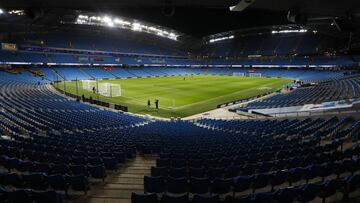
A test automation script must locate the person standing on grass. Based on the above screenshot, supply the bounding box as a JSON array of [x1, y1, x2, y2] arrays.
[[155, 99, 159, 111], [147, 99, 151, 111]]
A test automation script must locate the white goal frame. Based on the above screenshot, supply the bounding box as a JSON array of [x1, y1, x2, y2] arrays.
[[82, 80, 121, 97], [99, 83, 122, 97], [232, 72, 245, 77], [249, 73, 262, 77], [82, 80, 96, 91]]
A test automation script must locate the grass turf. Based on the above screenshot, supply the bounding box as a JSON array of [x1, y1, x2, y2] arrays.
[[55, 75, 292, 118]]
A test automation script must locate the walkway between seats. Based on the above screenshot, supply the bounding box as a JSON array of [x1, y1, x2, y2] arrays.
[[71, 154, 157, 203]]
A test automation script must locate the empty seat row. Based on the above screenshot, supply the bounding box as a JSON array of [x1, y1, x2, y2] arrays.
[[134, 174, 360, 203], [0, 172, 89, 195], [145, 159, 360, 195]]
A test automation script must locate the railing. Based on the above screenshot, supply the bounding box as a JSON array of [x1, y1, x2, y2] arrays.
[[270, 108, 360, 118]]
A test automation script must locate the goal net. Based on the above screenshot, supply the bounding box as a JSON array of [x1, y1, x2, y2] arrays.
[[249, 73, 262, 77], [82, 80, 96, 91], [82, 80, 121, 97], [232, 72, 245, 77], [98, 83, 121, 97]]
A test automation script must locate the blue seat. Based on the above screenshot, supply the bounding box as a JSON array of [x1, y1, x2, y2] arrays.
[[287, 167, 307, 186], [66, 175, 90, 195], [114, 152, 126, 163], [317, 179, 345, 203], [189, 159, 203, 168], [2, 172, 22, 187], [131, 192, 158, 203], [72, 156, 87, 165], [87, 152, 100, 157], [52, 163, 70, 175], [169, 167, 187, 178], [225, 165, 242, 178], [151, 167, 168, 177], [189, 167, 205, 178], [3, 157, 18, 172], [144, 176, 165, 193], [0, 186, 6, 202], [6, 189, 33, 203], [253, 191, 276, 203], [211, 178, 232, 195], [223, 194, 253, 203], [297, 183, 321, 203], [103, 157, 119, 171], [334, 160, 356, 177], [233, 176, 252, 195], [189, 177, 209, 194], [219, 158, 233, 168], [17, 160, 33, 172], [167, 176, 187, 194], [304, 164, 322, 182], [208, 167, 224, 180], [241, 164, 256, 175], [47, 174, 69, 194], [318, 163, 334, 181], [70, 164, 88, 176], [252, 173, 272, 193], [161, 193, 188, 203], [88, 164, 107, 181], [157, 159, 170, 168], [204, 159, 219, 168], [343, 174, 360, 197], [22, 173, 48, 190], [270, 171, 287, 191], [30, 162, 52, 173], [192, 193, 219, 203], [31, 190, 64, 203], [171, 159, 186, 168], [87, 156, 103, 165], [275, 186, 301, 203]]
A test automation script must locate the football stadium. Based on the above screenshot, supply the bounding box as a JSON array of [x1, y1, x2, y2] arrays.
[[0, 1, 360, 203]]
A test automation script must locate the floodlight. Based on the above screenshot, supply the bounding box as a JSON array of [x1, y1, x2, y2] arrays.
[[102, 16, 112, 23], [0, 9, 3, 15], [132, 23, 141, 31], [107, 21, 114, 27]]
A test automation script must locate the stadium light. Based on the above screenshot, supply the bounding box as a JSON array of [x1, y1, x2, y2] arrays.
[[132, 23, 141, 31], [90, 16, 101, 21], [75, 14, 179, 41], [8, 10, 25, 16], [0, 9, 3, 15], [114, 18, 131, 25], [78, 15, 88, 19], [102, 16, 112, 23], [209, 35, 234, 43], [107, 21, 114, 27], [271, 29, 308, 34]]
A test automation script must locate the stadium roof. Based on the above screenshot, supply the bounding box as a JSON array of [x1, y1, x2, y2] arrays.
[[0, 0, 359, 38]]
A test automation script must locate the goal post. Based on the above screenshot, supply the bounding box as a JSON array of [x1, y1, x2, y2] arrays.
[[232, 72, 245, 77], [82, 80, 96, 91], [249, 73, 262, 77], [81, 80, 121, 97], [109, 84, 121, 97], [98, 83, 121, 97]]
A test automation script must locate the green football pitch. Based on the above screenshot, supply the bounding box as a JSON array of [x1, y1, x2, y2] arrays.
[[55, 75, 292, 118]]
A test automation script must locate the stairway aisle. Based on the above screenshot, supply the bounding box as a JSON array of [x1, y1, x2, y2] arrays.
[[71, 155, 157, 203]]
